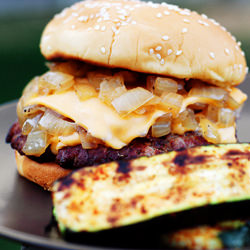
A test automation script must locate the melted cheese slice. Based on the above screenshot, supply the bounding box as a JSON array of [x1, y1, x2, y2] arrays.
[[25, 91, 165, 149]]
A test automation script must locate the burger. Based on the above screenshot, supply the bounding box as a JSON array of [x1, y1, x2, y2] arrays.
[[6, 0, 248, 190]]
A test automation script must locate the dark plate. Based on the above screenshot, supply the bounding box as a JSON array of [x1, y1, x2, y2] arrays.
[[0, 76, 250, 250]]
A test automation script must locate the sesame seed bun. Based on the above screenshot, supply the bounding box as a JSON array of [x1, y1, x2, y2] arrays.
[[40, 0, 247, 88], [15, 151, 71, 191]]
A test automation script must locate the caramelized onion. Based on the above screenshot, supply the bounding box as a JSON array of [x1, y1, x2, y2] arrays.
[[39, 71, 74, 93], [47, 61, 91, 77], [77, 126, 100, 149], [199, 116, 220, 144], [22, 114, 42, 135], [146, 76, 178, 96], [188, 86, 227, 101], [99, 76, 126, 104], [112, 87, 154, 115], [38, 109, 75, 136], [152, 114, 171, 137], [22, 130, 48, 156], [74, 78, 97, 101], [178, 109, 198, 131], [218, 108, 235, 127], [87, 71, 114, 89]]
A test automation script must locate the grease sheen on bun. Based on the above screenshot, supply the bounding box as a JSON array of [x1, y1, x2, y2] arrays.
[[40, 0, 247, 88], [15, 151, 71, 190]]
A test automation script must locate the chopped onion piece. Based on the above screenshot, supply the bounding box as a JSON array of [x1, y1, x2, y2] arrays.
[[146, 76, 178, 96], [74, 78, 97, 101], [218, 108, 235, 127], [39, 109, 75, 136], [226, 95, 241, 110], [22, 130, 48, 156], [188, 86, 227, 101], [99, 76, 126, 104], [112, 87, 154, 115], [160, 93, 183, 117], [152, 114, 172, 137], [218, 127, 236, 143], [154, 77, 178, 96], [178, 109, 198, 131], [206, 105, 219, 122], [87, 71, 114, 90], [199, 116, 220, 144], [22, 114, 42, 135], [229, 88, 247, 105], [39, 71, 74, 93], [77, 126, 100, 149], [47, 61, 91, 77]]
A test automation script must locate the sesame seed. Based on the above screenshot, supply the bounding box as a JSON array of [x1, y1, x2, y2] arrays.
[[72, 12, 79, 17], [156, 53, 161, 60], [101, 47, 106, 54], [179, 10, 191, 16], [156, 13, 162, 18], [201, 14, 208, 19], [167, 49, 173, 55], [209, 52, 215, 59], [198, 20, 209, 26], [183, 19, 190, 23], [182, 27, 188, 33], [131, 20, 137, 24], [155, 46, 162, 51], [97, 18, 102, 22], [160, 59, 165, 65], [71, 25, 76, 29], [78, 16, 88, 22], [221, 26, 226, 31], [162, 35, 169, 41], [235, 45, 239, 50], [94, 25, 100, 30], [224, 48, 230, 55], [149, 48, 154, 55], [90, 14, 94, 19], [237, 41, 242, 46], [176, 50, 182, 56], [101, 26, 106, 31], [163, 10, 170, 15], [242, 51, 245, 56]]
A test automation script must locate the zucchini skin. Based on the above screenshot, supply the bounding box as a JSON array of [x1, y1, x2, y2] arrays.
[[52, 143, 250, 234]]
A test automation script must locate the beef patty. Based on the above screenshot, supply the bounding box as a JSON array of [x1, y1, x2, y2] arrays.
[[6, 122, 209, 169]]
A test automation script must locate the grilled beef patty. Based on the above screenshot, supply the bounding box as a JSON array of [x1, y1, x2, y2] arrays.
[[6, 122, 209, 169]]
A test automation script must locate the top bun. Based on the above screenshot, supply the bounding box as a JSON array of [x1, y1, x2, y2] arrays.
[[40, 0, 247, 87]]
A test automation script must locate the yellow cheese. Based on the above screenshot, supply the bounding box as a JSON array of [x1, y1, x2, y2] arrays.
[[25, 91, 165, 149]]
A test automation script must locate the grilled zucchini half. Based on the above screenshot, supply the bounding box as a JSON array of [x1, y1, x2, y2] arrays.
[[163, 220, 250, 250], [52, 143, 250, 234]]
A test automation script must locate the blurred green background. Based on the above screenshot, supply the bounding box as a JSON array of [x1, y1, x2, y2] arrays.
[[0, 0, 249, 249]]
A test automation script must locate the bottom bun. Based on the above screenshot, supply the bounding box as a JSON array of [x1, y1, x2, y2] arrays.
[[15, 151, 72, 191]]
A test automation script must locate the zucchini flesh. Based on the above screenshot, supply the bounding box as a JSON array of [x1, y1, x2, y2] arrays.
[[52, 143, 250, 233]]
